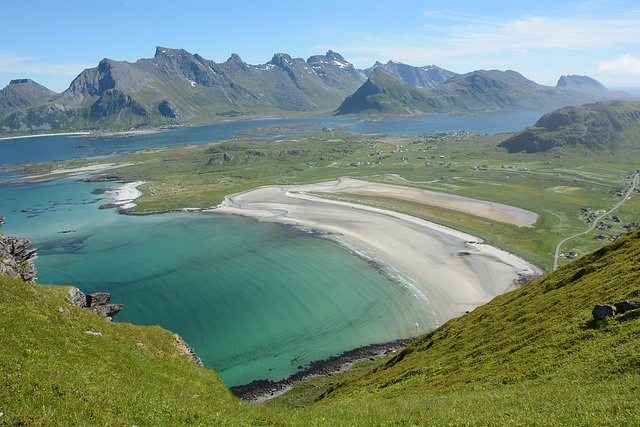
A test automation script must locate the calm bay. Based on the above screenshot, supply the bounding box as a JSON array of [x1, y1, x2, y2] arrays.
[[0, 112, 544, 386]]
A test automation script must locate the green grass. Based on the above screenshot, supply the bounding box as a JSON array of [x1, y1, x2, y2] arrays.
[[309, 227, 640, 424]]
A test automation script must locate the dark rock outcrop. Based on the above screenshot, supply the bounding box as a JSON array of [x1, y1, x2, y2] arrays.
[[592, 300, 640, 319], [86, 292, 111, 306], [0, 217, 38, 282], [68, 287, 123, 321], [592, 304, 616, 319]]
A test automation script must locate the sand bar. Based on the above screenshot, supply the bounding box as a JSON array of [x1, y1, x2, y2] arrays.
[[0, 132, 91, 141], [8, 163, 133, 183], [214, 178, 542, 325], [320, 177, 538, 227]]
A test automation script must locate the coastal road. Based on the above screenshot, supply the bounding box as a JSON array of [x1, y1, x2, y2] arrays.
[[553, 172, 639, 271]]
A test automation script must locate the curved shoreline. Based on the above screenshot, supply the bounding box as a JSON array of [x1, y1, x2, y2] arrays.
[[213, 178, 542, 321], [229, 338, 413, 403]]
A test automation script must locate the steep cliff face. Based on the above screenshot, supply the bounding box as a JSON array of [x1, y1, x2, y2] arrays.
[[0, 217, 38, 283]]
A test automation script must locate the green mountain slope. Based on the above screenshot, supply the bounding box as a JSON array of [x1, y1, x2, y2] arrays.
[[0, 79, 58, 112], [499, 100, 640, 153], [337, 69, 633, 116], [337, 68, 449, 114], [2, 222, 640, 424], [312, 227, 640, 424]]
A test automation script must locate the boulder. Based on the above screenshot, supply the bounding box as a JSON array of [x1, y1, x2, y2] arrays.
[[68, 287, 86, 307], [0, 221, 38, 283], [86, 292, 111, 307], [613, 300, 640, 314], [592, 304, 616, 319], [89, 303, 124, 320]]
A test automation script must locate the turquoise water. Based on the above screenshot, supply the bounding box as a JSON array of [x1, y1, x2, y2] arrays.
[[0, 178, 432, 386]]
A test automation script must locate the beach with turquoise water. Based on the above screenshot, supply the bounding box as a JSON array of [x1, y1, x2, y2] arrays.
[[0, 112, 545, 387]]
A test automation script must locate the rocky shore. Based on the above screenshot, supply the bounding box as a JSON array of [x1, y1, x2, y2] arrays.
[[229, 338, 413, 403]]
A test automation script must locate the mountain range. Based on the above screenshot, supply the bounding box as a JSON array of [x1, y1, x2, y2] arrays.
[[337, 69, 632, 115], [0, 47, 633, 133]]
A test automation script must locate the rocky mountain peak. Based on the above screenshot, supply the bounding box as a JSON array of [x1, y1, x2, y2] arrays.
[[154, 46, 192, 58], [9, 79, 36, 85], [325, 50, 347, 64]]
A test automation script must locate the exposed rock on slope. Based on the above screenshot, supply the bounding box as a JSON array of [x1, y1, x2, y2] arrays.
[[365, 61, 456, 89], [0, 79, 58, 112], [556, 75, 608, 92], [0, 217, 38, 282]]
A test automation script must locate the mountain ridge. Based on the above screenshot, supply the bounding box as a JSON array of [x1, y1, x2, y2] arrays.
[[0, 47, 632, 134], [336, 68, 633, 115]]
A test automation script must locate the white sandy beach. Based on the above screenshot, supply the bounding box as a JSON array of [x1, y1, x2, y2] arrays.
[[214, 178, 542, 325], [105, 181, 147, 209], [0, 132, 91, 141]]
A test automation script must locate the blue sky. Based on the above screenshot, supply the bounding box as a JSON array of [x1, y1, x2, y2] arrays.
[[2, 0, 640, 92]]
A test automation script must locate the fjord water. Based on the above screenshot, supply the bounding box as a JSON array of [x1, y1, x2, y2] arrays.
[[0, 118, 355, 166], [0, 112, 543, 386]]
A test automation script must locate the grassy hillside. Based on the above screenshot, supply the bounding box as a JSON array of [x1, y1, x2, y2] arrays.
[[2, 227, 640, 425], [500, 100, 640, 153], [310, 227, 640, 424]]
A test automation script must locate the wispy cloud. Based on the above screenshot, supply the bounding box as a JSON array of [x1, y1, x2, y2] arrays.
[[329, 13, 640, 68], [432, 15, 640, 53], [0, 51, 94, 76], [597, 54, 640, 75]]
